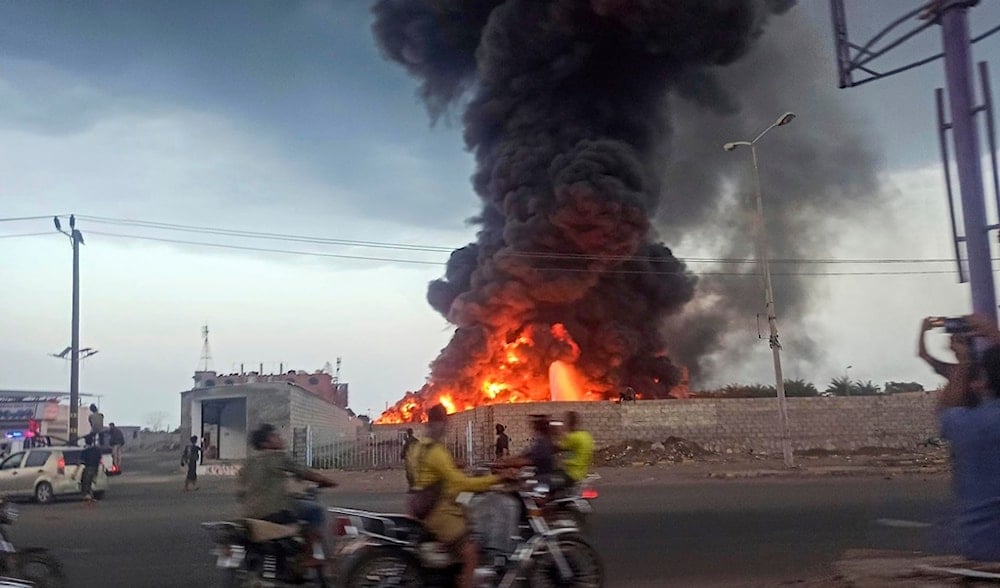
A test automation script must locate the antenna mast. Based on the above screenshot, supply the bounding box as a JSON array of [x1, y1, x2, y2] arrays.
[[333, 356, 342, 384], [199, 325, 213, 371]]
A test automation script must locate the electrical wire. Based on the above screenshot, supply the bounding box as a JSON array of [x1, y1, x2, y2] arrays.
[[0, 215, 61, 223], [76, 214, 968, 267], [0, 232, 52, 239], [86, 230, 966, 277], [4, 212, 974, 275]]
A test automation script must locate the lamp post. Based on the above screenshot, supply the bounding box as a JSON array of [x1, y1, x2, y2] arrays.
[[724, 112, 796, 468], [54, 214, 84, 445]]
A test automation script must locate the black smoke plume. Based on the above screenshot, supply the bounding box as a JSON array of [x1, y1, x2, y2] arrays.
[[372, 0, 868, 416]]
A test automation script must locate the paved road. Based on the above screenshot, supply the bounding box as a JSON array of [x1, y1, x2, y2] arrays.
[[3, 455, 956, 587]]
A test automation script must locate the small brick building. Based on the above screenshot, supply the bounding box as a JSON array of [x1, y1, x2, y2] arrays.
[[179, 371, 360, 461]]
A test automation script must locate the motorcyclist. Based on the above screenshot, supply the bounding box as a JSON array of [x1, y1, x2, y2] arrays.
[[557, 411, 594, 488], [497, 414, 560, 483], [238, 423, 337, 563], [407, 404, 514, 588]]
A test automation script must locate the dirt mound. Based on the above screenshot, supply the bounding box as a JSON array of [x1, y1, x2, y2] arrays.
[[596, 436, 716, 467]]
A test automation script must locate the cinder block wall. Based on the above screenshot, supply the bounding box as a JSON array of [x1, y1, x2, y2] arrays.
[[376, 392, 939, 460]]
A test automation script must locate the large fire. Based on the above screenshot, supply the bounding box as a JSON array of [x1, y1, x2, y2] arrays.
[[377, 323, 687, 424], [378, 323, 600, 423]]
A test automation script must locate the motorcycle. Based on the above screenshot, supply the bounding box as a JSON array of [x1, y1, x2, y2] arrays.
[[546, 474, 600, 532], [0, 502, 65, 588], [201, 486, 330, 587], [332, 470, 603, 587]]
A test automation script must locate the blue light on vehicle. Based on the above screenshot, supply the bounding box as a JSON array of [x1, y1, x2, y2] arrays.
[[4, 432, 23, 439]]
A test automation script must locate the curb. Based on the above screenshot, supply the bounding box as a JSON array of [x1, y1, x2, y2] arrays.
[[705, 466, 948, 479]]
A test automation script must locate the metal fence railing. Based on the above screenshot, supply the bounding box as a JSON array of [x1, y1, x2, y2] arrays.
[[304, 423, 475, 471]]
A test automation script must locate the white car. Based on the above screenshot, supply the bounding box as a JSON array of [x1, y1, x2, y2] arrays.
[[0, 446, 109, 504]]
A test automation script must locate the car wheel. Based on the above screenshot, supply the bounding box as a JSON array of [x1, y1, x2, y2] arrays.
[[92, 491, 105, 500], [34, 482, 54, 505]]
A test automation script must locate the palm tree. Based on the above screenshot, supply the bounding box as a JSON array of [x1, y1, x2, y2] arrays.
[[784, 379, 819, 397], [853, 380, 882, 396], [825, 376, 855, 396]]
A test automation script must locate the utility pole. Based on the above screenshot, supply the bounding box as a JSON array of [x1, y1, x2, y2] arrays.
[[724, 112, 797, 468], [54, 215, 84, 445], [940, 1, 997, 319]]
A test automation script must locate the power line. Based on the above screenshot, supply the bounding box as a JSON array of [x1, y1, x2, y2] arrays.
[[76, 213, 970, 267], [0, 215, 62, 223], [0, 232, 52, 239], [5, 212, 976, 273], [86, 229, 965, 277]]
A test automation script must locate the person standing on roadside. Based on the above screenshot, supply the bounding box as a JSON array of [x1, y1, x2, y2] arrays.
[[71, 434, 102, 503], [88, 404, 105, 446], [401, 428, 418, 489], [932, 314, 1000, 561], [182, 435, 202, 491], [108, 423, 125, 470], [494, 424, 509, 460]]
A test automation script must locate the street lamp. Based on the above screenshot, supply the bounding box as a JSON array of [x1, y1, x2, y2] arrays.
[[54, 214, 85, 445], [723, 112, 796, 468]]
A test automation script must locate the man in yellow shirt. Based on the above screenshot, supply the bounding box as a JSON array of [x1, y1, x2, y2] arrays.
[[558, 411, 594, 485], [408, 404, 512, 588]]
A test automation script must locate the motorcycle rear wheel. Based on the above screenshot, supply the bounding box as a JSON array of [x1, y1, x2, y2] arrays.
[[13, 550, 66, 588], [529, 536, 603, 588], [343, 550, 422, 588]]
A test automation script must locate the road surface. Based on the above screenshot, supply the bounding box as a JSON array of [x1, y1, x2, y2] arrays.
[[5, 454, 956, 587]]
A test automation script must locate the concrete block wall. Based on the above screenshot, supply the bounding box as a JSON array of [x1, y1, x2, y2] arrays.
[[418, 392, 940, 461], [288, 387, 360, 440]]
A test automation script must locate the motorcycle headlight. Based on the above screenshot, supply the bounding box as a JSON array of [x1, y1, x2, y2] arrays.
[[0, 503, 19, 524]]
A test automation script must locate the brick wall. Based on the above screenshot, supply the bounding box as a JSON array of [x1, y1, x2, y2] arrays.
[[382, 392, 939, 461], [288, 387, 360, 440]]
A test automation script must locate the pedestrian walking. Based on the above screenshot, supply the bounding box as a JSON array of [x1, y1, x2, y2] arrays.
[[88, 404, 105, 446], [181, 435, 202, 491], [401, 428, 418, 489], [108, 422, 125, 471], [71, 434, 102, 503]]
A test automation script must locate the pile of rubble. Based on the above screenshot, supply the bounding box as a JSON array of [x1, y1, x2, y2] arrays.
[[595, 436, 717, 467]]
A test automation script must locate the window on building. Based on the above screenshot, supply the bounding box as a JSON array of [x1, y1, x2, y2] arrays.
[[205, 380, 216, 387], [24, 451, 50, 468]]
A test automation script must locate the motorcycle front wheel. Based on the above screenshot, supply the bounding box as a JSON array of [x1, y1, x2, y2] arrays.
[[13, 550, 66, 588], [529, 536, 603, 588], [343, 549, 422, 588]]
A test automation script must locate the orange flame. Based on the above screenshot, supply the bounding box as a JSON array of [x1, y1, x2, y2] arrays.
[[376, 322, 687, 423], [438, 394, 457, 414]]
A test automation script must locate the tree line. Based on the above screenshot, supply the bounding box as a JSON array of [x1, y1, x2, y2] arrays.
[[695, 379, 926, 399]]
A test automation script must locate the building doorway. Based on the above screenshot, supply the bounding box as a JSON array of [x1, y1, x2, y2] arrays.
[[200, 397, 247, 460]]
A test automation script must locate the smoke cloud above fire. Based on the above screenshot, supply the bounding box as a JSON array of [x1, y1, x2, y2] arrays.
[[372, 0, 878, 422]]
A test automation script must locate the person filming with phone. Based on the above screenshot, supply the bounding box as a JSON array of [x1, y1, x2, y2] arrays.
[[921, 314, 1000, 561]]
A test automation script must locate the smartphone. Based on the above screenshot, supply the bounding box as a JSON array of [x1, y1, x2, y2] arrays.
[[944, 317, 971, 334]]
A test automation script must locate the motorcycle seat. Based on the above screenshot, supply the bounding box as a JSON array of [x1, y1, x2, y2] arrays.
[[243, 518, 300, 542], [372, 515, 434, 542]]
